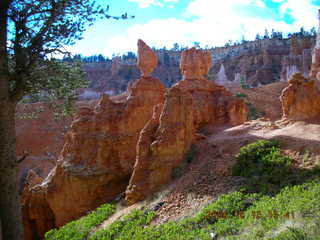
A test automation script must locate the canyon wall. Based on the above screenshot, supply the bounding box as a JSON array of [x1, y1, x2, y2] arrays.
[[80, 36, 315, 97]]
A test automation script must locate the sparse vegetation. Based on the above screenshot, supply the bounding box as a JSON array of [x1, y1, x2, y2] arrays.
[[233, 140, 320, 195]]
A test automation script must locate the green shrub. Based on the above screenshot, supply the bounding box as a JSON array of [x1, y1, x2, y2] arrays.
[[45, 203, 115, 240], [232, 140, 294, 194]]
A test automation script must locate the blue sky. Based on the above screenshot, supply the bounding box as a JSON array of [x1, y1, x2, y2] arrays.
[[67, 0, 320, 57]]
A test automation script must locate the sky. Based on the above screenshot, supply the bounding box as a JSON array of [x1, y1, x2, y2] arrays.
[[67, 0, 320, 57]]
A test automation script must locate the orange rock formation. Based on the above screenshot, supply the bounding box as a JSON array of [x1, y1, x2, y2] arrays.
[[280, 73, 320, 120], [125, 48, 247, 204], [22, 44, 248, 239], [22, 40, 165, 239]]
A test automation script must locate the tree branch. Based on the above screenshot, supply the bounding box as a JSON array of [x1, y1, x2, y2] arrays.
[[16, 151, 29, 164]]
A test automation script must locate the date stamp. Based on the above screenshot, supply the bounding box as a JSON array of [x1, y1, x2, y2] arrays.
[[205, 210, 295, 220]]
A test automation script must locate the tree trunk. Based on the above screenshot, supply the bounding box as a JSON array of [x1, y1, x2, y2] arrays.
[[0, 99, 24, 240]]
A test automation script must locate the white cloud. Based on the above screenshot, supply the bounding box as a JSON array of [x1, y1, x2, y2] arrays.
[[105, 18, 191, 55], [128, 0, 161, 8], [104, 0, 319, 57], [128, 0, 179, 8], [279, 0, 319, 30]]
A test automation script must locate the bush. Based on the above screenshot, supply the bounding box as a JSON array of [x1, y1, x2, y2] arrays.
[[233, 140, 293, 194], [233, 140, 281, 176]]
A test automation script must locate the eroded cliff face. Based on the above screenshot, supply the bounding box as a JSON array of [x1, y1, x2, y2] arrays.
[[125, 48, 247, 204], [281, 36, 314, 82], [22, 40, 166, 238], [82, 36, 315, 97], [280, 11, 320, 121]]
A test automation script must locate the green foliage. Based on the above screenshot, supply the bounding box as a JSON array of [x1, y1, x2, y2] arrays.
[[21, 59, 88, 119], [69, 181, 320, 240], [233, 140, 281, 176], [90, 210, 212, 240], [196, 191, 260, 224], [233, 140, 294, 194], [235, 181, 320, 240], [274, 227, 310, 240], [4, 0, 133, 105], [89, 210, 157, 240], [45, 203, 115, 240]]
